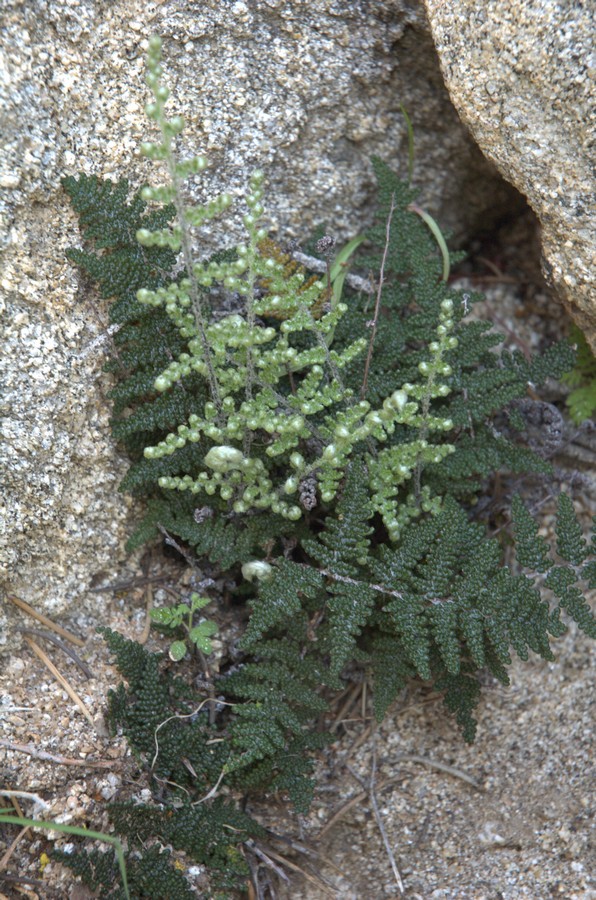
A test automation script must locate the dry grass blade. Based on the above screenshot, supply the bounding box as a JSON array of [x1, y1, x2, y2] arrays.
[[329, 682, 364, 732], [361, 191, 396, 400], [0, 826, 30, 873], [16, 627, 92, 678], [395, 754, 481, 789], [138, 582, 154, 644], [8, 796, 24, 819], [23, 637, 95, 726], [339, 692, 444, 767], [88, 573, 168, 593], [8, 596, 84, 646], [317, 772, 408, 839], [266, 831, 345, 875], [317, 788, 367, 840], [0, 795, 31, 873], [254, 843, 338, 897]]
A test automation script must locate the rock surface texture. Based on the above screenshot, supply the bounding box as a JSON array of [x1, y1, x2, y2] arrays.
[[424, 0, 596, 350], [0, 0, 536, 641]]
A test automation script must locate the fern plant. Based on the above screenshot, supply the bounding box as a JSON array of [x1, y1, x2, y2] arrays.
[[58, 34, 595, 899]]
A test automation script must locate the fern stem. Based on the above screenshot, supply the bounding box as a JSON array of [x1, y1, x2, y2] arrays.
[[414, 398, 432, 504], [361, 192, 396, 400], [316, 565, 405, 602], [219, 350, 326, 447], [242, 228, 260, 457], [299, 300, 347, 397], [167, 157, 224, 420]]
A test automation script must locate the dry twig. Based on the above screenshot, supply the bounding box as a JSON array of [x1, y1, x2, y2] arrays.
[[0, 740, 119, 770], [246, 841, 290, 884], [345, 750, 404, 894], [0, 871, 49, 888], [23, 637, 95, 727], [157, 524, 201, 569], [292, 250, 373, 294], [395, 753, 481, 789], [0, 791, 49, 809], [247, 840, 340, 898], [15, 627, 92, 678], [317, 772, 409, 840], [0, 828, 31, 874], [366, 737, 404, 893]]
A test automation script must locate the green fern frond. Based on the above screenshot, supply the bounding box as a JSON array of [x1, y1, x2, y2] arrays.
[[325, 579, 377, 677], [555, 493, 589, 565], [303, 460, 373, 575], [367, 633, 415, 721], [512, 495, 552, 573], [240, 559, 322, 647], [545, 566, 596, 638], [54, 845, 193, 900], [433, 662, 482, 743]]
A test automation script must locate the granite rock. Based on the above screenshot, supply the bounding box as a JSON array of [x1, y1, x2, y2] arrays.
[[424, 0, 596, 349]]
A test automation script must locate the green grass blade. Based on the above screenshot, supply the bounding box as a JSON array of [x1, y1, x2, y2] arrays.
[[0, 814, 130, 899], [330, 234, 366, 306], [408, 203, 450, 282]]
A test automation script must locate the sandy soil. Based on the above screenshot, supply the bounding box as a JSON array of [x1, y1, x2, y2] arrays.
[[1, 561, 594, 899]]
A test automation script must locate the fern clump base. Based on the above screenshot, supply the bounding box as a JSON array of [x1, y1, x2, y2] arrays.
[[57, 34, 595, 898]]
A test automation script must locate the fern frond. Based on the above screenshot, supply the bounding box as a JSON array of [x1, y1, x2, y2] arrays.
[[512, 495, 552, 573], [54, 844, 194, 900], [240, 559, 322, 647], [433, 662, 481, 743], [546, 566, 596, 638], [555, 493, 589, 565], [109, 799, 263, 891], [325, 579, 377, 677], [367, 633, 415, 721]]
